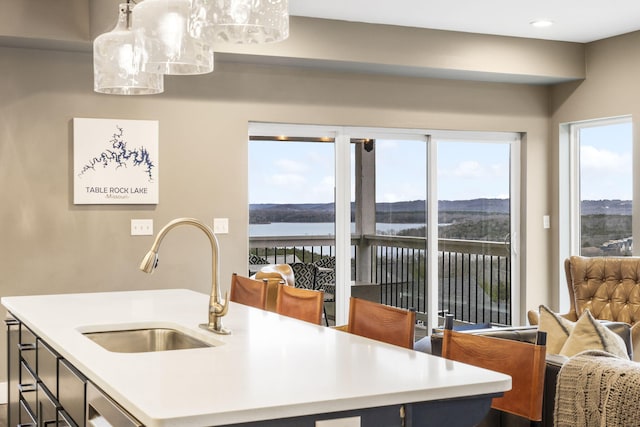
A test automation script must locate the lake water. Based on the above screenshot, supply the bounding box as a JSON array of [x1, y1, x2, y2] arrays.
[[249, 222, 423, 236]]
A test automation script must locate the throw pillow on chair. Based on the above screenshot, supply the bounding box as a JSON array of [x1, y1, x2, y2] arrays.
[[538, 304, 629, 359]]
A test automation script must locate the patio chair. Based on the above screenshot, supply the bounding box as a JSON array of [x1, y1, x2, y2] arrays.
[[248, 253, 269, 275], [289, 262, 318, 289], [313, 257, 336, 326]]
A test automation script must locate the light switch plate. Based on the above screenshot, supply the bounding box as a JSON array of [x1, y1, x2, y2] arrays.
[[131, 219, 153, 236], [213, 218, 229, 234], [543, 215, 550, 229], [315, 417, 361, 427]]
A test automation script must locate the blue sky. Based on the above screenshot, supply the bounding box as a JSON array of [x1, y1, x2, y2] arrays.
[[249, 141, 336, 204], [249, 139, 511, 204], [249, 125, 631, 204], [579, 121, 632, 200]]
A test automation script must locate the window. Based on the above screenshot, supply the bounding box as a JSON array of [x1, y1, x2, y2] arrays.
[[248, 138, 336, 240], [569, 117, 632, 256]]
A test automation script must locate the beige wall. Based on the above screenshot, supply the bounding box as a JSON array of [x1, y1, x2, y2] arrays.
[[0, 44, 552, 381], [549, 31, 640, 309], [0, 0, 584, 85]]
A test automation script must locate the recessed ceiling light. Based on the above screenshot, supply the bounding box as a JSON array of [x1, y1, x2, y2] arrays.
[[530, 19, 554, 28]]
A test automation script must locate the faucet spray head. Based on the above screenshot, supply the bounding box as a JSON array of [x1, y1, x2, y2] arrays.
[[140, 250, 159, 273]]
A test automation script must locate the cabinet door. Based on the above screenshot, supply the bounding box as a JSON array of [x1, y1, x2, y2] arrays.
[[37, 339, 59, 398], [58, 359, 86, 427]]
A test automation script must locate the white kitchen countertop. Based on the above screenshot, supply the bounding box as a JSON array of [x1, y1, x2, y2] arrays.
[[2, 289, 511, 427]]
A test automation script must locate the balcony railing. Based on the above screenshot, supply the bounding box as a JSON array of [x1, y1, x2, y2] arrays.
[[249, 234, 511, 326]]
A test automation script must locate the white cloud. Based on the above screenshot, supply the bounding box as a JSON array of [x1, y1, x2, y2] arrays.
[[378, 188, 426, 203], [321, 175, 335, 187], [452, 160, 484, 178], [308, 176, 335, 201], [269, 173, 306, 188], [581, 145, 631, 173], [438, 160, 486, 179], [580, 146, 632, 199], [275, 158, 309, 174], [380, 192, 401, 203], [489, 163, 507, 177]]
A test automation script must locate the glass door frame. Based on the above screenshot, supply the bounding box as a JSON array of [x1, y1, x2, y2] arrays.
[[249, 123, 521, 328], [430, 130, 521, 329]]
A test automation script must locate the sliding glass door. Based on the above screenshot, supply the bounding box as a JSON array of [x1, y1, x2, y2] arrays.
[[248, 124, 521, 328], [437, 138, 515, 325]]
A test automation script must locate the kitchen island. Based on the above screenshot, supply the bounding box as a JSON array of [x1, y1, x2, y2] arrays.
[[3, 289, 510, 427]]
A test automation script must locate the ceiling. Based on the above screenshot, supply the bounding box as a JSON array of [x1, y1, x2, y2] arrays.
[[288, 0, 640, 43]]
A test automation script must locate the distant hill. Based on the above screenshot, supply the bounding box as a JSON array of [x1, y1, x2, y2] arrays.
[[250, 203, 335, 223], [580, 199, 631, 215], [249, 199, 631, 224], [250, 198, 508, 224]]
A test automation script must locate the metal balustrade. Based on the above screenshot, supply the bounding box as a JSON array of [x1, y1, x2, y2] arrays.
[[249, 234, 511, 326]]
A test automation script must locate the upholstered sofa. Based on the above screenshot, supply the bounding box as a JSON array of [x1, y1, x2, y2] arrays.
[[528, 256, 640, 361], [429, 322, 632, 427]]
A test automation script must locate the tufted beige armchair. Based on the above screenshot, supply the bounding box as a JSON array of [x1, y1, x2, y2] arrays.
[[528, 256, 640, 360]]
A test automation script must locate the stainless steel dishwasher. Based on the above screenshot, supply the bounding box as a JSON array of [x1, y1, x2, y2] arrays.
[[86, 382, 143, 427]]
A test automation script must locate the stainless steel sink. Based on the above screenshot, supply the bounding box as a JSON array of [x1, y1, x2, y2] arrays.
[[83, 328, 213, 353]]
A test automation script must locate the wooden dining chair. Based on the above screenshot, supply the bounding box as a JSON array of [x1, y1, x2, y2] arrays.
[[441, 314, 547, 424], [346, 297, 416, 349], [229, 273, 268, 310], [275, 283, 324, 325]]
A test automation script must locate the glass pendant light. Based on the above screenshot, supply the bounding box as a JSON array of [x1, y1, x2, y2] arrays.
[[132, 0, 214, 75], [203, 0, 289, 44], [93, 2, 164, 95]]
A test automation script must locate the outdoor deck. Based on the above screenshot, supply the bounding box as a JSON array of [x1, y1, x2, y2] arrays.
[[250, 233, 512, 327]]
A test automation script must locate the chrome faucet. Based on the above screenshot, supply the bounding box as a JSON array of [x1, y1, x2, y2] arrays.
[[139, 218, 230, 335]]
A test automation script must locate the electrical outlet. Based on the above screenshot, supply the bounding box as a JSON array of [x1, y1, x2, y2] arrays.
[[316, 417, 361, 427], [213, 218, 229, 234], [131, 219, 153, 236], [543, 215, 550, 229]]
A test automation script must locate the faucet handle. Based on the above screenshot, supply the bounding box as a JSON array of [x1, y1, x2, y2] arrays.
[[217, 291, 230, 316], [201, 292, 231, 335]]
